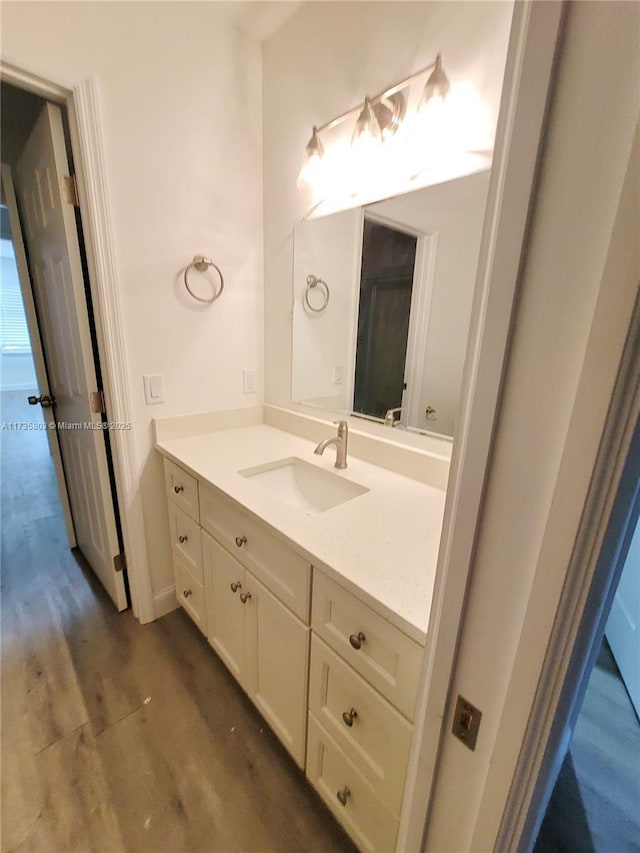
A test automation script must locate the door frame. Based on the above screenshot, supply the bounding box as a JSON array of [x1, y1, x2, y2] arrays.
[[416, 0, 639, 847], [1, 61, 155, 623], [397, 1, 566, 848], [495, 200, 640, 849], [1, 162, 76, 546], [361, 208, 437, 431]]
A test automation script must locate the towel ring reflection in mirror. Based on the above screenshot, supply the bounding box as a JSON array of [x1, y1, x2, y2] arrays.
[[183, 255, 224, 304], [304, 274, 330, 313]]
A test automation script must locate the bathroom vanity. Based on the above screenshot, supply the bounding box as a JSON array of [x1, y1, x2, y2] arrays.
[[156, 415, 446, 851]]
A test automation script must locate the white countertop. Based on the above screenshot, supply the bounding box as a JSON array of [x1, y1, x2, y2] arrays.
[[156, 424, 445, 645]]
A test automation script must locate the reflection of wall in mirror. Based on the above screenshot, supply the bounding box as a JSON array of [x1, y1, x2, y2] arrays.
[[370, 170, 490, 435], [292, 208, 361, 409]]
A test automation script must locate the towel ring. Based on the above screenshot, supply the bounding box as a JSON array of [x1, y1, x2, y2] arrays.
[[304, 274, 330, 313], [184, 255, 224, 304]]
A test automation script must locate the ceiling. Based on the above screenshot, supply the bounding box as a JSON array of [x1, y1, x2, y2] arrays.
[[202, 1, 304, 41]]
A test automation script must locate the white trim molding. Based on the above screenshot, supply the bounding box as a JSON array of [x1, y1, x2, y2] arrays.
[[68, 76, 155, 623], [153, 585, 179, 620], [398, 2, 566, 849], [1, 61, 156, 624]]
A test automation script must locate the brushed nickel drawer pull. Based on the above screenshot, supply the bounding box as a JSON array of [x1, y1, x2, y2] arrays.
[[230, 581, 242, 593], [240, 591, 252, 604], [235, 536, 247, 548], [173, 485, 184, 494], [342, 708, 358, 727], [183, 589, 192, 598], [336, 786, 350, 806], [178, 535, 188, 544], [349, 632, 366, 650]]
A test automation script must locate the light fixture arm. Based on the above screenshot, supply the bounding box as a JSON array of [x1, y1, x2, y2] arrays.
[[314, 57, 440, 135]]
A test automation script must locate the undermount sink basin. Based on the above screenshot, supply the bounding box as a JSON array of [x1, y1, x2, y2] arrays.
[[238, 457, 369, 515]]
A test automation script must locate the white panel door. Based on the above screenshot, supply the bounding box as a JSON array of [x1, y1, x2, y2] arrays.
[[606, 516, 640, 717], [1, 164, 76, 548], [14, 103, 126, 611]]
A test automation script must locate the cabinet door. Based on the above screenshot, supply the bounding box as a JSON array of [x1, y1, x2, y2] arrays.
[[244, 574, 310, 768], [203, 532, 247, 690], [174, 556, 207, 636], [168, 502, 203, 583]]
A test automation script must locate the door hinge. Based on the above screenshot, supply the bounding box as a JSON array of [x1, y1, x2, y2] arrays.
[[62, 174, 79, 207], [90, 390, 106, 414], [113, 553, 127, 573]]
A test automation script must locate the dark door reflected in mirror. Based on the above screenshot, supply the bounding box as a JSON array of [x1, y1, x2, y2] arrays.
[[354, 219, 417, 420]]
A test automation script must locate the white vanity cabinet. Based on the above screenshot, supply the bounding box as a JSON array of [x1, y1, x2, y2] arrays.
[[161, 446, 428, 851], [165, 461, 207, 635], [203, 531, 310, 767], [163, 458, 311, 769], [306, 573, 423, 852]]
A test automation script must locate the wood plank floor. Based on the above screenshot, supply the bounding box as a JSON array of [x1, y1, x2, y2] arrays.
[[0, 390, 357, 853], [535, 640, 640, 852]]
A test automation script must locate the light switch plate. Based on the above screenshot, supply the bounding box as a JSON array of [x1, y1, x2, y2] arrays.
[[143, 374, 164, 405]]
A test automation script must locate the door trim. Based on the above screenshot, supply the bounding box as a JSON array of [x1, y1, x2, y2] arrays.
[[397, 1, 566, 848], [1, 61, 155, 623], [496, 248, 640, 850]]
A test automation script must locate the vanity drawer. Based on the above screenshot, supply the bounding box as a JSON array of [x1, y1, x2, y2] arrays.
[[306, 714, 399, 853], [175, 556, 207, 636], [309, 635, 412, 816], [168, 503, 203, 583], [200, 482, 311, 622], [312, 572, 422, 720], [164, 459, 199, 522]]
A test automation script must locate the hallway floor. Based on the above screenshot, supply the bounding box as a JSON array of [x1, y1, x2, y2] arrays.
[[0, 390, 355, 852], [535, 639, 640, 852]]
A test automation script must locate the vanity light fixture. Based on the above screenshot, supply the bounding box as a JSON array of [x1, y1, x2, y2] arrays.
[[296, 126, 324, 190], [296, 54, 451, 190], [351, 96, 382, 147], [418, 53, 451, 109]]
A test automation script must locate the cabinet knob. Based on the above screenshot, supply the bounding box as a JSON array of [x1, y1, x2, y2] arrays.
[[230, 581, 242, 593], [235, 535, 247, 548], [183, 589, 192, 598], [342, 708, 358, 727], [239, 591, 252, 604], [336, 786, 350, 807], [173, 485, 184, 494], [178, 534, 188, 544], [349, 631, 366, 650]]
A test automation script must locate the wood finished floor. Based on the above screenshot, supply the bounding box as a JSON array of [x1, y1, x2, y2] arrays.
[[535, 639, 640, 852], [0, 390, 357, 853]]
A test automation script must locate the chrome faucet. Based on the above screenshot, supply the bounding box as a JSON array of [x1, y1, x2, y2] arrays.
[[384, 407, 403, 427], [314, 421, 348, 469]]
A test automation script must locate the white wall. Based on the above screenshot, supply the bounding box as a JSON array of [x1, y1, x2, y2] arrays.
[[0, 247, 37, 391], [1, 2, 264, 603], [263, 1, 513, 417], [292, 207, 361, 408], [372, 170, 490, 435], [0, 351, 36, 391], [424, 1, 640, 848]]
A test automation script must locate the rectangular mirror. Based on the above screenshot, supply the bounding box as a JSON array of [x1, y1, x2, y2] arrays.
[[292, 169, 490, 438]]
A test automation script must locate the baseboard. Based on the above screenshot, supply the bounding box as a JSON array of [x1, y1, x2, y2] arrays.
[[153, 584, 179, 619]]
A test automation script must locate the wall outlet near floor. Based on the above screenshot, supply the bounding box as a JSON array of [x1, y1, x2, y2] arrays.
[[243, 369, 257, 394], [334, 365, 344, 385], [143, 374, 164, 405]]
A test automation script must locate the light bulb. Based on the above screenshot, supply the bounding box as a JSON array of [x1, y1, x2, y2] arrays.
[[297, 127, 324, 190]]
